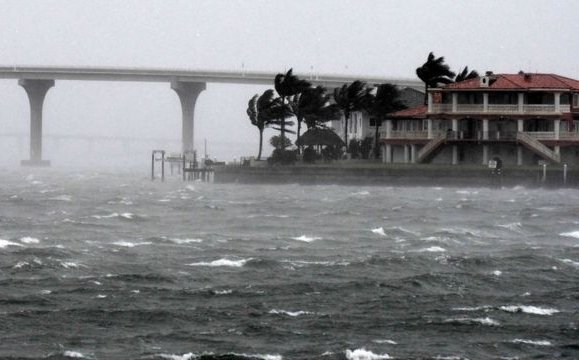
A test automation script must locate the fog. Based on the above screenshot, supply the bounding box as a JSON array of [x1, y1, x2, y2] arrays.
[[1, 0, 578, 168]]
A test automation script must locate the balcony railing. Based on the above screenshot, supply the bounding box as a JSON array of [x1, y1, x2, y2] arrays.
[[430, 103, 570, 114], [382, 130, 579, 141]]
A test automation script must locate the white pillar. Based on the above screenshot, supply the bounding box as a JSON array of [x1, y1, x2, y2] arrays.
[[483, 145, 489, 165], [518, 92, 525, 113], [554, 119, 560, 140], [171, 81, 206, 155], [517, 119, 524, 132], [483, 92, 489, 112], [385, 144, 392, 163], [452, 145, 458, 165], [427, 92, 433, 112], [452, 93, 458, 113], [554, 92, 561, 112], [19, 79, 55, 166], [404, 145, 410, 163], [427, 119, 433, 139], [411, 144, 417, 163], [483, 119, 489, 140], [385, 119, 392, 139], [517, 146, 523, 166]]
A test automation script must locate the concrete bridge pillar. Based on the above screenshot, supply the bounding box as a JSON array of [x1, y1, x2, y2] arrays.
[[19, 79, 54, 166], [171, 81, 206, 155]]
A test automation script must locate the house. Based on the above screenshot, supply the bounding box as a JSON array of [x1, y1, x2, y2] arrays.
[[330, 87, 424, 148], [380, 72, 579, 166]]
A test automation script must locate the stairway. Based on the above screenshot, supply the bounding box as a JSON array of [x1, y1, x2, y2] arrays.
[[516, 132, 561, 163], [417, 134, 446, 163]]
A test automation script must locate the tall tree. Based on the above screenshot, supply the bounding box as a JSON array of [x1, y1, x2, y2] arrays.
[[454, 66, 479, 82], [246, 89, 292, 159], [290, 86, 341, 142], [416, 52, 456, 104], [274, 69, 311, 146], [366, 84, 406, 158], [333, 81, 371, 146]]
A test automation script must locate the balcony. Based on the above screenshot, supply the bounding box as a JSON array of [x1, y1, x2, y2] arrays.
[[429, 103, 571, 114], [382, 130, 579, 142]]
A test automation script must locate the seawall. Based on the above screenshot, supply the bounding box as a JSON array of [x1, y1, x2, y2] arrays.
[[214, 163, 577, 188]]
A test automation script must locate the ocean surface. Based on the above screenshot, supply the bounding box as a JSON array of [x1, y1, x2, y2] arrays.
[[0, 168, 578, 360]]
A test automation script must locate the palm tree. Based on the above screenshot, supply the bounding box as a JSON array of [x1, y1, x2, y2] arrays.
[[274, 69, 311, 144], [333, 81, 371, 146], [246, 89, 292, 160], [454, 66, 479, 82], [366, 84, 406, 158], [416, 52, 456, 104], [290, 86, 341, 142]]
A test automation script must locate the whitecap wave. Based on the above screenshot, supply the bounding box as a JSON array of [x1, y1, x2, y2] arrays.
[[159, 353, 281, 360], [158, 353, 194, 360], [350, 191, 370, 196], [418, 246, 447, 253], [20, 236, 40, 244], [345, 348, 391, 359], [269, 309, 314, 317], [292, 235, 322, 242], [499, 305, 559, 315], [187, 258, 250, 267], [511, 339, 552, 346], [560, 231, 579, 239], [213, 289, 233, 295], [371, 227, 386, 236], [451, 305, 492, 312], [443, 317, 500, 326], [0, 239, 24, 248], [169, 238, 203, 244], [492, 270, 502, 276], [63, 351, 86, 358], [559, 258, 579, 267], [372, 339, 397, 345], [285, 260, 350, 267], [112, 241, 152, 248]]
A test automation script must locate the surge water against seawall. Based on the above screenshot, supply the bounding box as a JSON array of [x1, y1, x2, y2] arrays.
[[0, 168, 578, 359]]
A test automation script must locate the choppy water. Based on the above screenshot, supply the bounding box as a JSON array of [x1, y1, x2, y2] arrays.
[[1, 168, 578, 360]]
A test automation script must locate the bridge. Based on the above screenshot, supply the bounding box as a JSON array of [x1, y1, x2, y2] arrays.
[[0, 66, 422, 166]]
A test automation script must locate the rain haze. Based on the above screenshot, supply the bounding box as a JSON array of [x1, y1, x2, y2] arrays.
[[2, 2, 579, 360], [1, 0, 578, 167]]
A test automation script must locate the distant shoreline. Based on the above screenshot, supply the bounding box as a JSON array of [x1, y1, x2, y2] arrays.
[[214, 162, 577, 188]]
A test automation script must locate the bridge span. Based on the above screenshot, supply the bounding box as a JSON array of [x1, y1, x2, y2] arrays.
[[0, 66, 422, 166]]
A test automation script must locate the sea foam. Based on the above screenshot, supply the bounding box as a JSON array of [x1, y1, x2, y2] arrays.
[[511, 339, 552, 346], [560, 231, 579, 239], [499, 305, 560, 315], [20, 236, 40, 244], [292, 235, 322, 242], [371, 227, 386, 236], [269, 309, 314, 317], [0, 239, 23, 248], [443, 317, 500, 326], [187, 258, 250, 267], [345, 348, 391, 360]]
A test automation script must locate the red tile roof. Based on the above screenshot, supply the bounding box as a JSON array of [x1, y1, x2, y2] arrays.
[[389, 105, 427, 118], [445, 73, 579, 91]]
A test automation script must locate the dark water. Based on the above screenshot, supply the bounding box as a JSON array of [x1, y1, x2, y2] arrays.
[[0, 169, 578, 360]]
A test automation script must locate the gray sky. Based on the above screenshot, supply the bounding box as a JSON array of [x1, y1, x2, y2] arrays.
[[1, 0, 578, 166]]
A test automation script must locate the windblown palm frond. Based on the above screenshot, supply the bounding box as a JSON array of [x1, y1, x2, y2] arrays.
[[454, 66, 479, 82]]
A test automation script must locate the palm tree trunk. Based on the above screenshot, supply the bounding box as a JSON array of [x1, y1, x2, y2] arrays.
[[296, 117, 302, 153], [257, 128, 263, 160], [344, 111, 349, 151], [423, 84, 428, 105], [280, 96, 286, 148], [374, 118, 381, 159]]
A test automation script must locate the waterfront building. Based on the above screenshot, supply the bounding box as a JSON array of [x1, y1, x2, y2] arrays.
[[380, 72, 579, 166]]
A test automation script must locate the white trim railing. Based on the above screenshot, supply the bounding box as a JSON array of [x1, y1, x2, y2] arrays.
[[429, 103, 570, 114]]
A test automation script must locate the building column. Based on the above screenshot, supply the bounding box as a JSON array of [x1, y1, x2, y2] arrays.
[[452, 93, 458, 113], [19, 79, 55, 166], [403, 145, 409, 163], [554, 92, 561, 113], [554, 119, 560, 140], [518, 92, 525, 113], [427, 92, 433, 112], [427, 119, 433, 139], [483, 118, 489, 140], [171, 81, 206, 156], [517, 119, 524, 132], [483, 92, 489, 112], [483, 145, 489, 165], [384, 144, 392, 163], [410, 144, 417, 163], [385, 119, 392, 139], [517, 146, 523, 166]]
